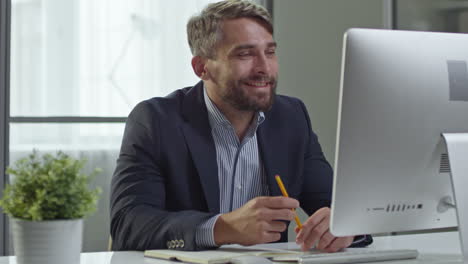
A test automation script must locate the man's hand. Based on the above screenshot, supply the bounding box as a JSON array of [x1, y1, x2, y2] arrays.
[[214, 196, 298, 246], [295, 207, 354, 253]]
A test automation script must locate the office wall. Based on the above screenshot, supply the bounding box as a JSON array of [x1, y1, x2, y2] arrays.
[[272, 0, 385, 240], [274, 0, 384, 167]]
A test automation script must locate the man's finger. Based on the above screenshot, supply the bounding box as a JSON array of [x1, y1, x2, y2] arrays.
[[260, 231, 282, 244], [295, 226, 301, 234], [302, 217, 329, 250], [270, 208, 296, 221], [296, 207, 330, 244], [266, 221, 288, 232], [316, 230, 335, 250], [256, 208, 295, 222], [323, 238, 339, 253], [324, 237, 354, 253], [257, 196, 299, 209]]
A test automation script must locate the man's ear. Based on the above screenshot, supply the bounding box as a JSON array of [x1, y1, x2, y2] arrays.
[[191, 56, 211, 81]]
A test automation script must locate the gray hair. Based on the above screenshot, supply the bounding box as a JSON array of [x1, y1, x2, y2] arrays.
[[187, 0, 273, 59]]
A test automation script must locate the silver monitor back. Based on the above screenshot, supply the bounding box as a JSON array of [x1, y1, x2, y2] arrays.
[[330, 28, 468, 236]]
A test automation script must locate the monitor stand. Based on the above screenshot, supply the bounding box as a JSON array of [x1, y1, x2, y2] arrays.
[[442, 133, 468, 260]]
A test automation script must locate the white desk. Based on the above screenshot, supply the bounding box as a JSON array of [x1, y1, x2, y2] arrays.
[[0, 231, 463, 263]]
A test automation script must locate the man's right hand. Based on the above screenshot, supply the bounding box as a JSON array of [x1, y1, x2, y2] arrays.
[[213, 196, 299, 246]]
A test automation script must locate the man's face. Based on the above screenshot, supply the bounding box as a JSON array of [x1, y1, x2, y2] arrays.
[[205, 17, 278, 112]]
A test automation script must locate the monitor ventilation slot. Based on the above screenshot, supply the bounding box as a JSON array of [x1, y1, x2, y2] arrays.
[[439, 153, 451, 174]]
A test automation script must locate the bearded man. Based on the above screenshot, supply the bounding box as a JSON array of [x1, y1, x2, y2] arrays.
[[110, 0, 371, 252]]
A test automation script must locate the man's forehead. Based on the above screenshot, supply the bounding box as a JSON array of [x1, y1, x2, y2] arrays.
[[220, 18, 272, 39], [217, 18, 275, 52]]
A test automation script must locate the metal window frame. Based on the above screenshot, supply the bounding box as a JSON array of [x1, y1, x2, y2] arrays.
[[9, 117, 126, 123], [264, 0, 273, 18], [0, 0, 11, 256], [383, 0, 396, 29]]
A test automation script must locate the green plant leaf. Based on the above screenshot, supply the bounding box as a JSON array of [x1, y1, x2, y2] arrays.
[[0, 150, 102, 221]]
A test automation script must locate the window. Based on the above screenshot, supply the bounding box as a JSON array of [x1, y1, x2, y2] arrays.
[[6, 0, 220, 253], [11, 0, 216, 117]]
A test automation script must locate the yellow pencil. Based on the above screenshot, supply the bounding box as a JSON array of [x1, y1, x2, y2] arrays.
[[275, 175, 303, 229]]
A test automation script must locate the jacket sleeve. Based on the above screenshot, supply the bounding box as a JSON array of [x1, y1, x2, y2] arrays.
[[296, 99, 334, 215], [110, 102, 215, 251], [296, 100, 373, 247]]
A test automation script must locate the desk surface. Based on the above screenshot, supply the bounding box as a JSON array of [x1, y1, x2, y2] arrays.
[[0, 231, 463, 263]]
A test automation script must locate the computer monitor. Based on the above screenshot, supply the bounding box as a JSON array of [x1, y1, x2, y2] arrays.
[[330, 28, 468, 253]]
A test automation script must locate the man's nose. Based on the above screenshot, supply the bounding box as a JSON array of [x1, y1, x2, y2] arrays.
[[254, 53, 271, 75]]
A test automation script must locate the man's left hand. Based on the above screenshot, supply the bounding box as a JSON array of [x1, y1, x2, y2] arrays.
[[295, 207, 354, 252]]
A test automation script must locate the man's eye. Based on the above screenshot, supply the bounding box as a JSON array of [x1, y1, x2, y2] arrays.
[[238, 52, 251, 57], [266, 50, 276, 55]]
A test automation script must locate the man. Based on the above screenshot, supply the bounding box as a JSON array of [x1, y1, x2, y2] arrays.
[[110, 0, 371, 252]]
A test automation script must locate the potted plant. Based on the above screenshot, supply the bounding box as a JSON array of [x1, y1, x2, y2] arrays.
[[0, 151, 101, 264]]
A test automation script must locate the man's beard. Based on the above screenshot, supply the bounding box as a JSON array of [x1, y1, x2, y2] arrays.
[[221, 76, 277, 112]]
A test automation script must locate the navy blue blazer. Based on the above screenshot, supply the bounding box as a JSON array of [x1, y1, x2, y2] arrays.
[[110, 82, 335, 251]]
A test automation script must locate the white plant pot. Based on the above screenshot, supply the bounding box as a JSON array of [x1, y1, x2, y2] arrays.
[[11, 218, 83, 264]]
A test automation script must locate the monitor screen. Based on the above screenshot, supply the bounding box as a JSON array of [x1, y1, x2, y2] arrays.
[[330, 28, 468, 236]]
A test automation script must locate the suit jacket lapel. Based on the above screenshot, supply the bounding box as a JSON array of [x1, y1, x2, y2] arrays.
[[180, 82, 220, 213], [257, 105, 289, 197]]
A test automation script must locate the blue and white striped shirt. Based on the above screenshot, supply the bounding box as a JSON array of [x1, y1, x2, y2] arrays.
[[195, 86, 270, 247]]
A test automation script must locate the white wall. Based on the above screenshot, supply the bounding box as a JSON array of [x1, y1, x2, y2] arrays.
[[272, 0, 385, 239]]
